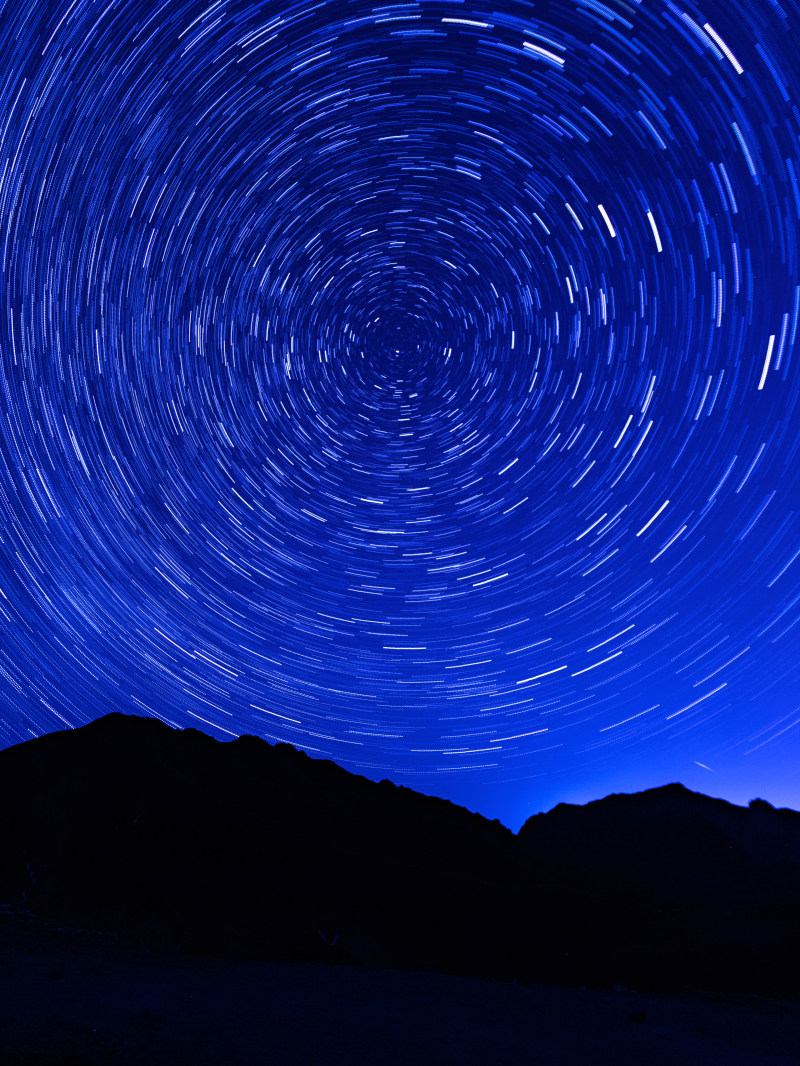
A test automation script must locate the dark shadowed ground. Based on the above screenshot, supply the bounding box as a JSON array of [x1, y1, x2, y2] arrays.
[[1, 914, 798, 1066]]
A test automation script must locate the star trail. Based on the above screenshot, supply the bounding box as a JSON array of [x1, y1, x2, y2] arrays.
[[0, 0, 799, 826]]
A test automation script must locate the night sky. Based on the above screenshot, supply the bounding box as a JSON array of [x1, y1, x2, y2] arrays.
[[0, 0, 798, 831]]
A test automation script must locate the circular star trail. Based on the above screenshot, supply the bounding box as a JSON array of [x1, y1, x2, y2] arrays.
[[0, 0, 799, 808]]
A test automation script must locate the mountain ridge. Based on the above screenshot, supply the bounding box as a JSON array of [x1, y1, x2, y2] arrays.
[[2, 712, 799, 997]]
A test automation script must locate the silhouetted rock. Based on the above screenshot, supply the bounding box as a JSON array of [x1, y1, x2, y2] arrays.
[[518, 783, 800, 995], [1, 714, 799, 998], [0, 713, 534, 979], [518, 783, 800, 904]]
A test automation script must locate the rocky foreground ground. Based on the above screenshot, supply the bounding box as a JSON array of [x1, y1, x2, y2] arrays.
[[1, 912, 798, 1066]]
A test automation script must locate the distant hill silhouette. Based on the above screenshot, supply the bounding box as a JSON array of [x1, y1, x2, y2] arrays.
[[1, 713, 799, 998]]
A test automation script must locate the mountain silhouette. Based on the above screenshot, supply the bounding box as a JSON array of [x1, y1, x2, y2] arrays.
[[1, 713, 799, 998]]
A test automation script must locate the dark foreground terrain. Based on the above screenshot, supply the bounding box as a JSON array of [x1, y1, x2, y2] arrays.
[[1, 910, 798, 1065], [1, 713, 799, 1062]]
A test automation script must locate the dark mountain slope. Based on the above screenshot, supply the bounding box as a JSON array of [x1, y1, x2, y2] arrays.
[[517, 784, 800, 996], [0, 713, 536, 977], [1, 713, 799, 997], [518, 783, 800, 906]]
